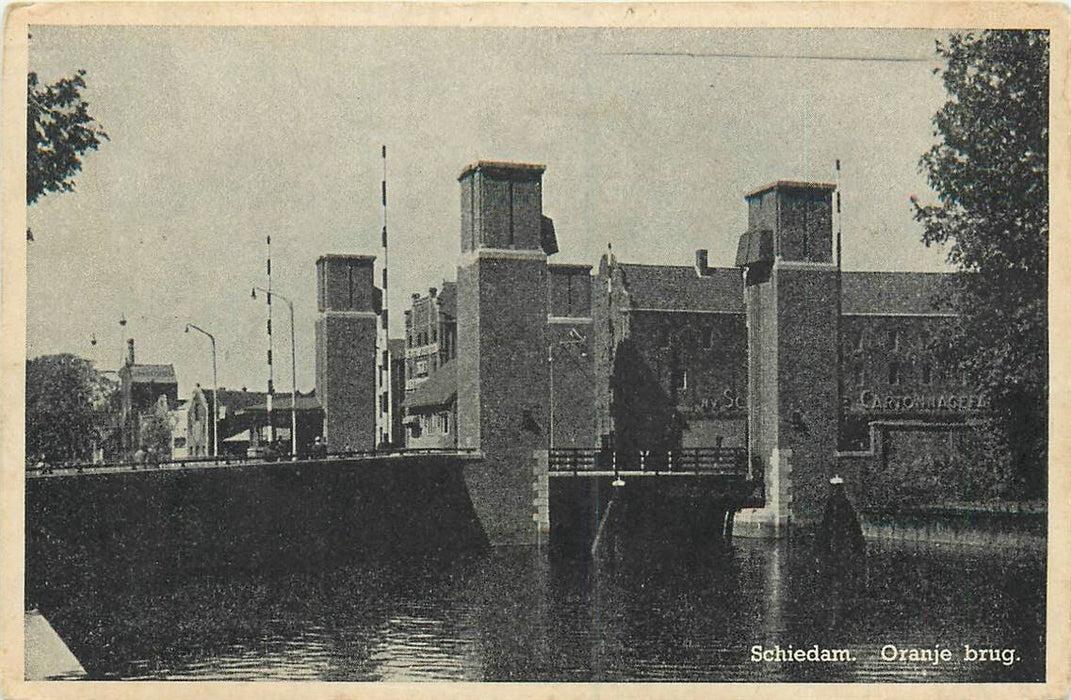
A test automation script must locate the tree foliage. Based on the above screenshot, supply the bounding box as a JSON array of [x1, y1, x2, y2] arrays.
[[139, 402, 174, 458], [27, 69, 108, 207], [26, 354, 119, 462], [914, 30, 1049, 496]]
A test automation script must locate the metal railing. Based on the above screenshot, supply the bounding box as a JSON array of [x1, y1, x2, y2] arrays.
[[548, 447, 748, 476], [25, 447, 481, 477]]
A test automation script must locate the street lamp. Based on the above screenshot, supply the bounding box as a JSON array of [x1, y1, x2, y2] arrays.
[[185, 323, 218, 458], [252, 286, 297, 459], [548, 328, 588, 451]]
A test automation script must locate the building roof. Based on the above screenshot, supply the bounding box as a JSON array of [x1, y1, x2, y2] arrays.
[[404, 360, 457, 410], [842, 271, 960, 315], [458, 160, 546, 181], [550, 263, 594, 274], [617, 264, 743, 313], [201, 388, 321, 411], [316, 253, 376, 264], [125, 364, 177, 384], [239, 391, 322, 413], [745, 180, 837, 199]]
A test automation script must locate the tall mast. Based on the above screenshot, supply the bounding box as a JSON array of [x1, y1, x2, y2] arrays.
[[377, 145, 392, 446], [835, 159, 844, 452]]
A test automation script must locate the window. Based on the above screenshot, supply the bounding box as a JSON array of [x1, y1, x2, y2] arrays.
[[440, 412, 450, 434], [416, 359, 428, 377], [380, 392, 388, 412], [888, 360, 901, 385], [888, 329, 901, 352], [173, 437, 186, 448]]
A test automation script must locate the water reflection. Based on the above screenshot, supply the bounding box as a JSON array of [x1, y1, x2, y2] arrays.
[[50, 537, 1043, 682]]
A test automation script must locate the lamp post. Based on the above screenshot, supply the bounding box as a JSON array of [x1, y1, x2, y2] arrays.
[[252, 286, 297, 459], [184, 323, 218, 458], [548, 328, 587, 451]]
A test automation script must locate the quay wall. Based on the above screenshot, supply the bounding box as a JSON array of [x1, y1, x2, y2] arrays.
[[26, 457, 487, 613], [858, 506, 1046, 550]]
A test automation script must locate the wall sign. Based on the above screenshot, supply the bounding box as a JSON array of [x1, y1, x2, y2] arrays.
[[848, 389, 990, 413]]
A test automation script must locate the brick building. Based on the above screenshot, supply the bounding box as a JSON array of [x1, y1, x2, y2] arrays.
[[329, 160, 990, 540], [117, 339, 179, 457], [404, 359, 457, 449], [403, 282, 457, 399]]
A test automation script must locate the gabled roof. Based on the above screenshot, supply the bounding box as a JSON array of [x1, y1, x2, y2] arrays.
[[125, 364, 177, 384], [617, 264, 743, 313], [842, 271, 960, 315], [404, 360, 457, 410]]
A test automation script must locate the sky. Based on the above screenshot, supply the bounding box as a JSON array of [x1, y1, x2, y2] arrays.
[[26, 26, 955, 397]]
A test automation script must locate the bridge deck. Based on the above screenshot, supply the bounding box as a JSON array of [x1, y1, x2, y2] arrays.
[[548, 447, 751, 479], [25, 449, 483, 479], [549, 470, 745, 478]]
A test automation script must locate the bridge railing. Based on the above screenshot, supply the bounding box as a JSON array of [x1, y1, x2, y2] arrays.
[[548, 447, 748, 476], [26, 447, 481, 477]]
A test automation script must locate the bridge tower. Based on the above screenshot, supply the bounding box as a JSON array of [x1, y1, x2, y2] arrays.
[[734, 181, 840, 537], [314, 254, 379, 452], [456, 161, 554, 545]]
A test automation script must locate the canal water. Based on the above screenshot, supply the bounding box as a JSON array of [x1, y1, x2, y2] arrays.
[[49, 537, 1044, 682]]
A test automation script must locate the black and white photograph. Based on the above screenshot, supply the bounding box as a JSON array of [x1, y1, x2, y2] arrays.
[[3, 3, 1067, 695]]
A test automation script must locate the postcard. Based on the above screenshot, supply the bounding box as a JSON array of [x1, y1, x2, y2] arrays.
[[2, 3, 1068, 699]]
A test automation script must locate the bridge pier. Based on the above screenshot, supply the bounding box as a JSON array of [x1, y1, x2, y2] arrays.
[[455, 162, 554, 545], [736, 182, 842, 537]]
